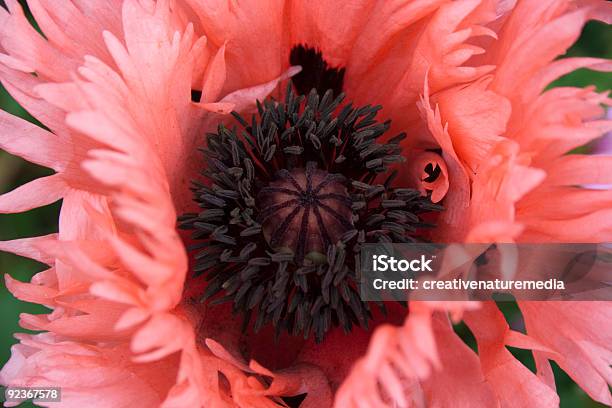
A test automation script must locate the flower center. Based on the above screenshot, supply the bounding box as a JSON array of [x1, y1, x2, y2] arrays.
[[258, 164, 353, 264], [181, 44, 443, 342], [180, 83, 442, 342]]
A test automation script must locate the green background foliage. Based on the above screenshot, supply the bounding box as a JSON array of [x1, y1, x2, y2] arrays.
[[0, 7, 610, 407]]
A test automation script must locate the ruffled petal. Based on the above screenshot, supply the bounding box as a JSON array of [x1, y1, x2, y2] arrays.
[[0, 333, 178, 408], [0, 234, 58, 265], [418, 76, 471, 241], [435, 76, 511, 171], [4, 273, 58, 304], [0, 2, 214, 406], [490, 0, 601, 100], [419, 314, 496, 407], [519, 302, 612, 405], [334, 302, 480, 407], [0, 110, 70, 171], [202, 336, 332, 407], [184, 0, 285, 93], [348, 0, 496, 131], [0, 174, 67, 214], [289, 0, 375, 66], [464, 303, 559, 407], [0, 0, 76, 81], [544, 155, 612, 186], [467, 140, 546, 240], [26, 0, 122, 68]]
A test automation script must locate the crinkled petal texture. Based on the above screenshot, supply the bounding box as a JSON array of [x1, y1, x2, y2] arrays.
[[0, 1, 300, 406], [0, 0, 611, 407]]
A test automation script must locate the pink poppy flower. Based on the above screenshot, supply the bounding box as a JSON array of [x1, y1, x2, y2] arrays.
[[0, 0, 611, 407]]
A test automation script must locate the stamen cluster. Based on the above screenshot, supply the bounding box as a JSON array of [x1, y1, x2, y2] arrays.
[[179, 85, 441, 341]]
